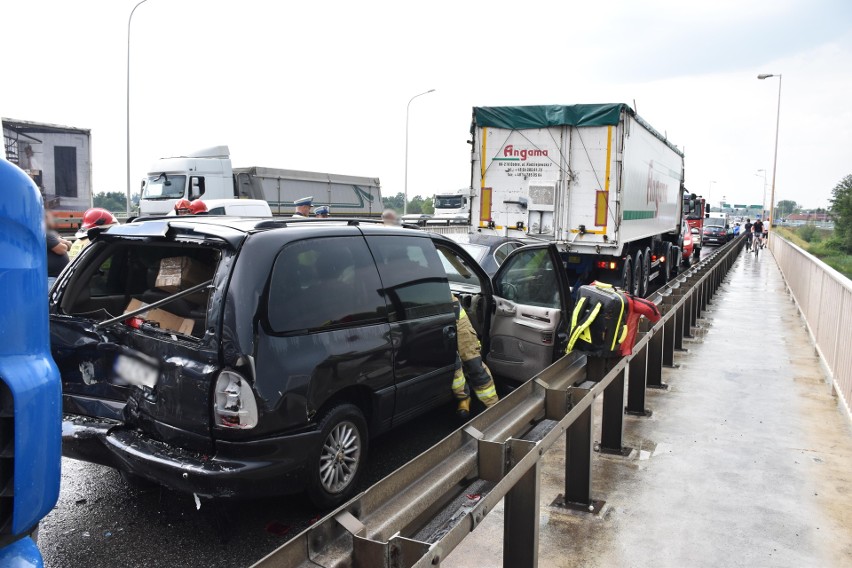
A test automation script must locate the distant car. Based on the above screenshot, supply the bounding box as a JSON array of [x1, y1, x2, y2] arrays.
[[442, 233, 525, 276], [204, 199, 273, 217], [681, 224, 695, 264], [163, 199, 273, 218], [401, 213, 433, 226], [702, 222, 731, 246]]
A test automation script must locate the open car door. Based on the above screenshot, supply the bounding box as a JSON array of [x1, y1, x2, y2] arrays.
[[488, 244, 572, 382]]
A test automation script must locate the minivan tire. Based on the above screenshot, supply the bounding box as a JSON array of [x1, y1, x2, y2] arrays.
[[306, 403, 368, 509]]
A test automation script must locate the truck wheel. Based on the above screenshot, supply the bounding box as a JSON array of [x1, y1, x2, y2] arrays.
[[620, 257, 633, 293], [693, 245, 701, 259], [662, 243, 672, 282], [307, 403, 368, 510], [632, 250, 645, 297], [642, 248, 651, 296]]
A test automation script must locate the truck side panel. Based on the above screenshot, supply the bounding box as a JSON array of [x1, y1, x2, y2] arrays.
[[234, 168, 382, 217], [616, 114, 682, 245]]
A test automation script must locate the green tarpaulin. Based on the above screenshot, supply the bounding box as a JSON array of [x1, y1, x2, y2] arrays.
[[473, 104, 683, 157], [474, 104, 626, 129]]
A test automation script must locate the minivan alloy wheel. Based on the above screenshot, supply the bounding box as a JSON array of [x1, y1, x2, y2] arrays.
[[319, 421, 361, 494]]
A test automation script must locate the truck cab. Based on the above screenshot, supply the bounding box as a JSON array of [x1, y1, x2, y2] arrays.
[[432, 188, 471, 223], [139, 146, 235, 216], [683, 191, 708, 257]]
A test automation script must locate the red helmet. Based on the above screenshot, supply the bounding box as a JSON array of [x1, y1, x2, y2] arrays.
[[188, 199, 208, 214], [81, 207, 118, 230], [174, 198, 192, 214]]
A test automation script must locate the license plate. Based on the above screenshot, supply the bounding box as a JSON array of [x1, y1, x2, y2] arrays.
[[568, 255, 581, 264], [114, 355, 158, 389]]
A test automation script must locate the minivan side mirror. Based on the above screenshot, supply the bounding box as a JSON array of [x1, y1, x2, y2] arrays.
[[189, 176, 205, 200]]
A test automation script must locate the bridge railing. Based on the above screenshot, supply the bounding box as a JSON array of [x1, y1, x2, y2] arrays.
[[253, 237, 745, 568], [769, 233, 852, 419]]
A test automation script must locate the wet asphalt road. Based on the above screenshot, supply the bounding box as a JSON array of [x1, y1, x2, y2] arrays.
[[40, 403, 463, 568], [39, 246, 720, 568]]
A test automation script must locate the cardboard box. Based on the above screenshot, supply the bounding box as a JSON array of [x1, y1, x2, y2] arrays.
[[155, 257, 210, 293], [125, 299, 195, 336]]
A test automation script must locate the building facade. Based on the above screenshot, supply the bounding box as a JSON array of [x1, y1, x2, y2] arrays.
[[2, 118, 92, 211]]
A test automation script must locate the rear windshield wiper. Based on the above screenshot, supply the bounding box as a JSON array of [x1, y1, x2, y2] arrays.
[[95, 279, 213, 329]]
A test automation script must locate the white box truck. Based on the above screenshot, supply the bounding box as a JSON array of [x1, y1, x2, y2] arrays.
[[139, 146, 382, 218], [470, 104, 687, 296]]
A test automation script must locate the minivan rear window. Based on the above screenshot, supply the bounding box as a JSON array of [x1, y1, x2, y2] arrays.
[[58, 242, 219, 338], [267, 237, 388, 333]]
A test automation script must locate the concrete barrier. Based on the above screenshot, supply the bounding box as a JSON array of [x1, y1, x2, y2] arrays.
[[769, 233, 852, 421]]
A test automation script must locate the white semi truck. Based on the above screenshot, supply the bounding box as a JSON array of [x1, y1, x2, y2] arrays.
[[139, 146, 382, 217], [470, 103, 687, 296], [431, 188, 471, 223]]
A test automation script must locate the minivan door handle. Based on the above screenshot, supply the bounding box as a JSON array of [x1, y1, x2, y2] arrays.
[[443, 325, 457, 349]]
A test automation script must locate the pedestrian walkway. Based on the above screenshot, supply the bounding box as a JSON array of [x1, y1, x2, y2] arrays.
[[446, 249, 852, 567]]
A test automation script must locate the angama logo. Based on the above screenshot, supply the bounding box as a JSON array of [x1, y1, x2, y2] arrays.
[[646, 160, 669, 213], [501, 145, 548, 161]]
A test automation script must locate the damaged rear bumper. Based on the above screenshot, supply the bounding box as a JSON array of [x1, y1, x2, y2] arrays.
[[62, 414, 322, 498]]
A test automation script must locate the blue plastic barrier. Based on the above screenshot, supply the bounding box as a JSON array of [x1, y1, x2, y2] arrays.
[[0, 160, 62, 566]]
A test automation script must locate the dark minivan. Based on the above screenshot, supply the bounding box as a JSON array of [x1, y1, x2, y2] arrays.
[[50, 218, 572, 507]]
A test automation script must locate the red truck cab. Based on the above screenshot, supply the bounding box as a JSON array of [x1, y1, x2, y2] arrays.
[[683, 192, 708, 259]]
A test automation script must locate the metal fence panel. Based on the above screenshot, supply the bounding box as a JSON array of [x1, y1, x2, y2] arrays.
[[769, 233, 852, 420]]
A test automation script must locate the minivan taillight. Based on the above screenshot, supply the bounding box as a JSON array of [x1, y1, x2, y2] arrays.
[[213, 370, 259, 429]]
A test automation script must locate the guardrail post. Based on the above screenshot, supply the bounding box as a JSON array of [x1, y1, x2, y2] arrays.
[[626, 338, 650, 415], [600, 365, 629, 455], [558, 389, 602, 513], [662, 310, 677, 366], [503, 440, 539, 568], [646, 325, 666, 388], [564, 400, 593, 507]]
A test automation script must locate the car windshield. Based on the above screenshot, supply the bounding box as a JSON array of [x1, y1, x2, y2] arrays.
[[435, 196, 463, 209], [143, 174, 186, 200], [458, 243, 488, 263], [705, 217, 726, 227]]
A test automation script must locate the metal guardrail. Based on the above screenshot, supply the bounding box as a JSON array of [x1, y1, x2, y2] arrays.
[[254, 237, 745, 568], [769, 233, 852, 420]]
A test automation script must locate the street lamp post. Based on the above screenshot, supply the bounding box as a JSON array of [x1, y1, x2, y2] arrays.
[[755, 169, 767, 219], [127, 0, 149, 216], [404, 89, 435, 216], [758, 73, 782, 225]]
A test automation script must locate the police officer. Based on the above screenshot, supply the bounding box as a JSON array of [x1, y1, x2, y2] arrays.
[[314, 205, 330, 218], [451, 294, 498, 418], [293, 196, 313, 218]]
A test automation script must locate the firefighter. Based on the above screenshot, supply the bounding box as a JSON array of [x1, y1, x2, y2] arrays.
[[188, 199, 208, 215], [174, 198, 192, 215], [69, 208, 118, 259], [452, 295, 498, 418]]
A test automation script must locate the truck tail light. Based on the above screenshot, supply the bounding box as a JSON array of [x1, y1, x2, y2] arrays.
[[214, 370, 258, 429], [595, 261, 618, 270]]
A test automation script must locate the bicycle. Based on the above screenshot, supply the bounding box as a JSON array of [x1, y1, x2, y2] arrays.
[[753, 232, 764, 257]]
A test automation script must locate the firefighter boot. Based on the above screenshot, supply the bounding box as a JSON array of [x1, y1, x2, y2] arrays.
[[456, 396, 471, 419]]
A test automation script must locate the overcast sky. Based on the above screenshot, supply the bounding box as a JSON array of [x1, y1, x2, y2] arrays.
[[3, 0, 851, 209]]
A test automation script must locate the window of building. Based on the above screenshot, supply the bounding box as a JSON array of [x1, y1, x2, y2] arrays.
[[54, 146, 77, 198]]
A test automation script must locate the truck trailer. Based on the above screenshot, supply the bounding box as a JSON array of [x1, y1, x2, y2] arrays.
[[139, 146, 382, 217], [470, 103, 688, 296]]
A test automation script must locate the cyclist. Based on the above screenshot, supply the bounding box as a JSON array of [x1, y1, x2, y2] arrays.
[[752, 218, 765, 250], [743, 218, 753, 250]]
